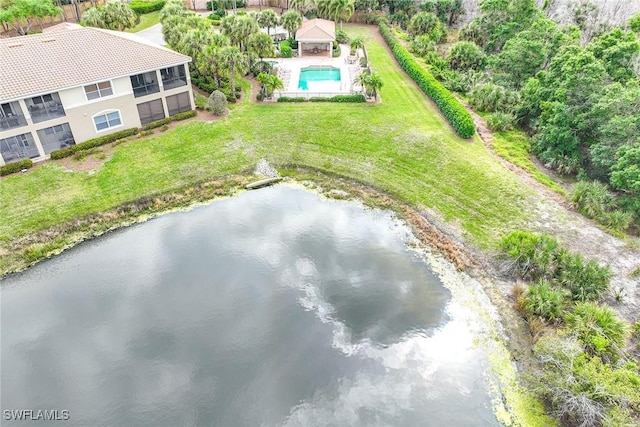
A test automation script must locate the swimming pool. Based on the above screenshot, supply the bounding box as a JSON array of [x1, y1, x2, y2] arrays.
[[298, 66, 341, 91]]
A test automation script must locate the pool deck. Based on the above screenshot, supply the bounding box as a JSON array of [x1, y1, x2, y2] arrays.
[[269, 44, 365, 98]]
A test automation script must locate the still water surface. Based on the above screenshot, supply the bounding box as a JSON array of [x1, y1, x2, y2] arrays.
[[1, 186, 500, 426]]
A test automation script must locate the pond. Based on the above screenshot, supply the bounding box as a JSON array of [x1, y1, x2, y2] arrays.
[[1, 186, 502, 426]]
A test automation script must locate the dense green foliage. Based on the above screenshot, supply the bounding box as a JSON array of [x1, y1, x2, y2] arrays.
[[571, 181, 634, 233], [370, 0, 639, 231], [0, 0, 60, 35], [81, 1, 137, 31], [160, 0, 257, 99], [533, 334, 640, 427], [500, 231, 610, 303], [50, 128, 139, 160], [379, 22, 475, 138], [130, 0, 166, 14], [0, 159, 33, 177], [448, 41, 486, 71], [566, 302, 628, 361], [500, 229, 636, 425]]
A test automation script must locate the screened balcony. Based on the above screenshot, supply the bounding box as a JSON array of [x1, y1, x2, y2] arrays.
[[25, 93, 65, 124], [36, 123, 75, 155], [0, 132, 40, 163], [0, 102, 27, 131]]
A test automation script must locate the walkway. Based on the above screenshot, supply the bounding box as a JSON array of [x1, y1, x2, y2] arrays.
[[135, 23, 166, 46]]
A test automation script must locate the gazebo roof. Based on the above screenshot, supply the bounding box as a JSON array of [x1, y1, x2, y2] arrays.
[[296, 19, 335, 42]]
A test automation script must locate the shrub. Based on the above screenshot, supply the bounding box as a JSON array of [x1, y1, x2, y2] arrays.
[[469, 82, 519, 113], [142, 117, 171, 131], [571, 180, 633, 233], [332, 46, 341, 57], [556, 252, 611, 302], [280, 41, 292, 58], [335, 29, 349, 43], [277, 97, 307, 102], [408, 11, 444, 40], [533, 334, 640, 427], [359, 56, 367, 68], [130, 0, 165, 14], [378, 22, 475, 138], [0, 159, 33, 176], [487, 112, 516, 131], [566, 302, 628, 360], [409, 35, 436, 57], [500, 231, 559, 280], [208, 90, 228, 115], [329, 94, 366, 102], [137, 130, 154, 138], [276, 95, 366, 103], [521, 280, 566, 322], [448, 41, 486, 71], [50, 128, 138, 160], [170, 110, 196, 121]]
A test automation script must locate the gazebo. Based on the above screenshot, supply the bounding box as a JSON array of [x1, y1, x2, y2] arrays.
[[295, 19, 336, 57]]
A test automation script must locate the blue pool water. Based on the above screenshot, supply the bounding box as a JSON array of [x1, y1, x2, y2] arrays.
[[298, 66, 341, 90]]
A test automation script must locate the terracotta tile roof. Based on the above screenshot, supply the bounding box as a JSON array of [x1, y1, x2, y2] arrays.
[[0, 25, 191, 102], [296, 19, 335, 42]]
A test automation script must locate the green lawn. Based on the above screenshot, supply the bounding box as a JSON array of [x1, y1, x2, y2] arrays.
[[492, 130, 566, 194], [0, 25, 536, 252], [125, 11, 161, 33]]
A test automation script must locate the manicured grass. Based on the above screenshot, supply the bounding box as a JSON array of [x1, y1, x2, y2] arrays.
[[492, 130, 566, 194], [125, 11, 161, 33], [0, 25, 536, 251]]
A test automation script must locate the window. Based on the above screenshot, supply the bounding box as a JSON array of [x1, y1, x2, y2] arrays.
[[130, 71, 159, 98], [160, 65, 187, 90], [166, 92, 192, 116], [84, 81, 113, 100], [93, 111, 122, 131], [0, 133, 40, 163], [136, 99, 165, 125], [32, 94, 53, 105], [36, 123, 75, 154]]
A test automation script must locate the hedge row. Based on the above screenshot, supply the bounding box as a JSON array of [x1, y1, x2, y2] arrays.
[[130, 0, 165, 14], [0, 159, 33, 177], [142, 117, 171, 131], [378, 22, 475, 138], [277, 95, 366, 103], [50, 128, 138, 160], [171, 110, 197, 121], [50, 110, 197, 160]]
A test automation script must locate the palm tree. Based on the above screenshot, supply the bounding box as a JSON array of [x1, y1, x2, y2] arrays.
[[280, 10, 302, 39], [217, 46, 248, 96], [256, 72, 284, 98], [366, 72, 383, 98], [353, 71, 382, 98], [289, 0, 308, 13], [178, 29, 214, 60], [327, 0, 353, 28], [248, 32, 276, 60], [256, 9, 278, 35], [349, 35, 364, 54], [222, 15, 259, 52]]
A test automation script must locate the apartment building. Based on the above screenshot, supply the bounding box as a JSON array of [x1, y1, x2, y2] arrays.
[[0, 23, 194, 166]]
